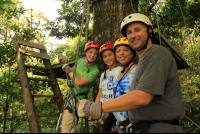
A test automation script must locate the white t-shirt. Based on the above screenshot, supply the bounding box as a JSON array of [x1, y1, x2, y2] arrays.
[[99, 66, 123, 102]]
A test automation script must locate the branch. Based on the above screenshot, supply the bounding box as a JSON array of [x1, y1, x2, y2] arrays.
[[143, 0, 158, 15], [150, 10, 168, 28], [150, 11, 185, 29]]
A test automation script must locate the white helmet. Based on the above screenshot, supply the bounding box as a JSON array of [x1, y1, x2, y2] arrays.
[[121, 13, 153, 37]]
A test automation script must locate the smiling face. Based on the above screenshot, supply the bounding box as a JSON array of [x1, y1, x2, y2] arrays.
[[85, 48, 99, 63], [102, 49, 116, 68], [126, 22, 152, 51], [115, 45, 134, 66]]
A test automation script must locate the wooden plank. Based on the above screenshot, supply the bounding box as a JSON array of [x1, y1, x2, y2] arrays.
[[17, 39, 47, 51], [19, 48, 50, 60], [153, 29, 190, 70], [25, 64, 50, 70], [38, 113, 60, 118], [28, 77, 55, 82], [32, 72, 51, 77], [33, 95, 63, 98]]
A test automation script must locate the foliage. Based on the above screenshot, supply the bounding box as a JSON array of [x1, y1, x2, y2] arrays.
[[177, 28, 200, 132], [48, 34, 89, 62], [45, 0, 86, 39], [0, 0, 61, 133]]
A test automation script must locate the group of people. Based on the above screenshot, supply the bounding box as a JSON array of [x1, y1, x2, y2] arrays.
[[60, 13, 185, 133]]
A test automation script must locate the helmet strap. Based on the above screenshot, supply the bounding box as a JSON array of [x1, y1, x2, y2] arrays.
[[103, 64, 107, 79], [121, 59, 133, 73], [85, 57, 93, 64], [137, 26, 152, 51]]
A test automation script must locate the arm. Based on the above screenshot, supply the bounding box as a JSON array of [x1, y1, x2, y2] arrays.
[[62, 64, 90, 87], [76, 89, 154, 119], [95, 88, 102, 102], [102, 89, 154, 113], [68, 71, 90, 87]]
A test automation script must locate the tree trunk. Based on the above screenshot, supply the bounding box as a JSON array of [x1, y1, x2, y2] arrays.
[[92, 0, 138, 133], [3, 92, 9, 133], [92, 0, 139, 99], [92, 0, 138, 45]]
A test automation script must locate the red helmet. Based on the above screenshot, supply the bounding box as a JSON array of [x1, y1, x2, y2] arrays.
[[99, 43, 114, 58], [85, 41, 100, 52]]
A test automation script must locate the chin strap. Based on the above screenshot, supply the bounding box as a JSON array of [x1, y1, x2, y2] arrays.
[[121, 59, 133, 73], [85, 57, 94, 73], [137, 26, 153, 51]]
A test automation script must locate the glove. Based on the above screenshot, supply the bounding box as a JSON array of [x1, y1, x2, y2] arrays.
[[62, 64, 72, 74], [58, 54, 68, 63], [76, 99, 102, 120], [97, 112, 110, 125]]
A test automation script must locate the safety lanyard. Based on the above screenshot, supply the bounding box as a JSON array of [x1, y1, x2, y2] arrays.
[[114, 63, 135, 98]]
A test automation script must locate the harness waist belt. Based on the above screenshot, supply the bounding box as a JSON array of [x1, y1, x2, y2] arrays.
[[132, 119, 179, 133], [75, 93, 87, 96], [148, 119, 179, 125]]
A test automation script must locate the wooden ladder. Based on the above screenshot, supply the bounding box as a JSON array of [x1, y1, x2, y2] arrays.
[[12, 34, 63, 133]]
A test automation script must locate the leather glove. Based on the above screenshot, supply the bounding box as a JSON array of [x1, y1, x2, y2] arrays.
[[58, 54, 68, 63], [76, 99, 102, 120], [62, 64, 72, 74], [97, 112, 109, 125]]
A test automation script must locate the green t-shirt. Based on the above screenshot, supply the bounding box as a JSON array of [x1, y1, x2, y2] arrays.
[[71, 59, 99, 99]]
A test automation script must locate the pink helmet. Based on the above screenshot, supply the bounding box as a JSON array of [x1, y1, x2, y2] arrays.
[[85, 41, 100, 52], [99, 43, 114, 58]]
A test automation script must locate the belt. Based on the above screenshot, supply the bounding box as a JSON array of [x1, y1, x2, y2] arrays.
[[75, 93, 88, 99], [132, 119, 179, 133], [148, 119, 179, 126]]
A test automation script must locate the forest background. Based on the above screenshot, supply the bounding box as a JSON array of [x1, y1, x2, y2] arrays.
[[0, 0, 200, 133]]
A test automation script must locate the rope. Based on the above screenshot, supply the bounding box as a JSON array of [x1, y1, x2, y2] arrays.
[[78, 118, 83, 133], [71, 0, 87, 99], [69, 1, 87, 133], [177, 0, 196, 69], [153, 0, 161, 45], [185, 115, 200, 130], [130, 0, 136, 13]]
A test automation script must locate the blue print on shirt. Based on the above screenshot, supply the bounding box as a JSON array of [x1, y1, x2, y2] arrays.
[[102, 75, 114, 91], [102, 94, 113, 99]]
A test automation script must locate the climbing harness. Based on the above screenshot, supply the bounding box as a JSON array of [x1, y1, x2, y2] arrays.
[[55, 0, 87, 133], [111, 120, 133, 133]]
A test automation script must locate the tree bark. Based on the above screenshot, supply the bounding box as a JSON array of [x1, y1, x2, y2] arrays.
[[3, 92, 9, 133], [92, 0, 138, 45], [92, 0, 138, 133], [92, 0, 139, 96]]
